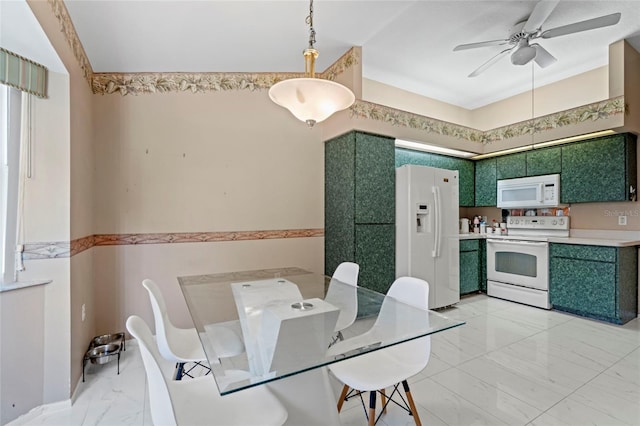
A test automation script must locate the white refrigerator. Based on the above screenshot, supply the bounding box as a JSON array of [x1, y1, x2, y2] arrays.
[[396, 165, 460, 309]]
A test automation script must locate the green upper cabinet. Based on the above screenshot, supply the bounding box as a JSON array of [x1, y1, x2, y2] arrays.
[[475, 158, 496, 206], [526, 146, 562, 176], [396, 148, 475, 207], [355, 133, 395, 223], [496, 152, 526, 180], [561, 133, 637, 203]]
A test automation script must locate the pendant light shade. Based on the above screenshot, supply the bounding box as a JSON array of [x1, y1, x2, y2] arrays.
[[269, 78, 355, 127], [268, 0, 355, 127]]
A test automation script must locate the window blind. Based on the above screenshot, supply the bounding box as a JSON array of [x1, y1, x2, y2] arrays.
[[0, 48, 48, 99]]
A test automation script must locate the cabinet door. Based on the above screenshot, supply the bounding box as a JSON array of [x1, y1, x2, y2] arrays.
[[526, 146, 561, 176], [325, 133, 356, 276], [550, 257, 617, 321], [459, 250, 480, 294], [561, 134, 629, 203], [355, 224, 395, 294], [475, 158, 497, 206], [496, 152, 526, 180], [355, 133, 395, 223], [396, 148, 475, 207]]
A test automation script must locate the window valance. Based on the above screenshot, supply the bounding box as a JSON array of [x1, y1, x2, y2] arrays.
[[0, 48, 48, 99]]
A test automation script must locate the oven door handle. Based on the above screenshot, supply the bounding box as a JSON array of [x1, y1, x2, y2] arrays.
[[487, 239, 548, 247]]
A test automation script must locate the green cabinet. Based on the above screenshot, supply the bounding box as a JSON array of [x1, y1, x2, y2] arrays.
[[475, 158, 497, 206], [526, 146, 562, 176], [355, 224, 395, 294], [325, 131, 395, 293], [396, 148, 475, 207], [561, 133, 637, 203], [496, 152, 527, 180], [459, 239, 483, 295], [549, 243, 638, 324]]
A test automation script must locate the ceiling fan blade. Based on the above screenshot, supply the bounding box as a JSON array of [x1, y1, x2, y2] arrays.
[[468, 48, 513, 77], [541, 12, 621, 39], [453, 39, 510, 51], [522, 0, 560, 33], [531, 43, 557, 68]]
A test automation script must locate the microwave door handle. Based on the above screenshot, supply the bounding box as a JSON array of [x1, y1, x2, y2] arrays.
[[537, 183, 544, 204]]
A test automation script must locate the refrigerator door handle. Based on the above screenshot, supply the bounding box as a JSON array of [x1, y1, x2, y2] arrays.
[[432, 185, 441, 258]]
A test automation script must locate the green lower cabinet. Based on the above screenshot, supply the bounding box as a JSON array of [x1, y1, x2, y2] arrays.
[[355, 224, 395, 294], [459, 239, 483, 295], [549, 243, 638, 324]]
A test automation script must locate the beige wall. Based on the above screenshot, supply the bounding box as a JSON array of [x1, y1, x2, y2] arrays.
[[92, 89, 325, 332]]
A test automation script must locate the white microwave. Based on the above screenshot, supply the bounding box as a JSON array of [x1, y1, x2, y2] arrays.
[[497, 174, 561, 208]]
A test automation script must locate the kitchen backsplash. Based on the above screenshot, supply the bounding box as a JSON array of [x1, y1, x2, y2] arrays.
[[461, 201, 640, 231]]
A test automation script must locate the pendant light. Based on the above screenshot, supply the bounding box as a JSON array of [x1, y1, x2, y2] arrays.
[[268, 0, 355, 127]]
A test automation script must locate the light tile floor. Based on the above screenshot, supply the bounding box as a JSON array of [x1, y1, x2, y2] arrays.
[[10, 294, 640, 426]]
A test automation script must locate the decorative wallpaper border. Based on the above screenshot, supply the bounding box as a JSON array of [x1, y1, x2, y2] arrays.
[[482, 96, 625, 144], [90, 48, 360, 96], [48, 0, 93, 84], [351, 96, 625, 145], [22, 229, 324, 260], [350, 100, 484, 142]]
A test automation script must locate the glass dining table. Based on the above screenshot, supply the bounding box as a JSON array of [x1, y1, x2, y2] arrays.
[[178, 267, 465, 400]]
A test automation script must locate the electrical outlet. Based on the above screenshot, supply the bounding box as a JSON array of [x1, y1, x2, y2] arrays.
[[82, 304, 86, 322], [618, 215, 627, 226]]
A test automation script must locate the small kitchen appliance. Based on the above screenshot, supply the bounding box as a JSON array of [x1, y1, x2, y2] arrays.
[[497, 174, 561, 209]]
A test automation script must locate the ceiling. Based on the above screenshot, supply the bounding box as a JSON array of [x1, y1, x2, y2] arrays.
[[31, 1, 640, 109]]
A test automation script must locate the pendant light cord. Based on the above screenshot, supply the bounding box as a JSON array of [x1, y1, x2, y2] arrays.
[[306, 0, 316, 49]]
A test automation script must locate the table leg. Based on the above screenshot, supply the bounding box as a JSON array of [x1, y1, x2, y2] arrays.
[[266, 367, 342, 425]]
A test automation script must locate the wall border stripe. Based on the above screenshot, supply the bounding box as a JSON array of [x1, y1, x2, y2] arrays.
[[22, 229, 325, 260]]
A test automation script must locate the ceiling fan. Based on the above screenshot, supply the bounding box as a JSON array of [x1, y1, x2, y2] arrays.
[[453, 0, 621, 77]]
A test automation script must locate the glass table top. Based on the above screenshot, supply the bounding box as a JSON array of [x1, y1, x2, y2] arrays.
[[178, 267, 464, 395]]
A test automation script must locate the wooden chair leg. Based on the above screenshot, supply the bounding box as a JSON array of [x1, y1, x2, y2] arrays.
[[337, 384, 350, 412], [402, 380, 422, 426], [380, 388, 387, 414], [368, 391, 376, 426]]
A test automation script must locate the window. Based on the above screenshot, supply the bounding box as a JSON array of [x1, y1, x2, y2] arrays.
[[0, 85, 21, 283]]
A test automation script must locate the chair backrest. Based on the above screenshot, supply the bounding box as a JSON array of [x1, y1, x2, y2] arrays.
[[332, 262, 359, 287], [326, 262, 360, 332], [142, 279, 180, 362], [126, 315, 177, 426], [380, 276, 431, 367]]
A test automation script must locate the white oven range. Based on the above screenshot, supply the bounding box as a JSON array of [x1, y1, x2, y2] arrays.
[[486, 216, 569, 309]]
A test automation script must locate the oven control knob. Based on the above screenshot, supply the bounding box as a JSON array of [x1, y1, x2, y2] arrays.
[[552, 219, 557, 225], [515, 219, 519, 224], [540, 220, 545, 225], [559, 218, 565, 225]]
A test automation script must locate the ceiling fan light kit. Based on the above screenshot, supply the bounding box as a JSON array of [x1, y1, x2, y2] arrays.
[[268, 0, 355, 127], [453, 0, 621, 77]]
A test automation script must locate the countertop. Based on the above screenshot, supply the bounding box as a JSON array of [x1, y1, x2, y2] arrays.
[[458, 229, 640, 247]]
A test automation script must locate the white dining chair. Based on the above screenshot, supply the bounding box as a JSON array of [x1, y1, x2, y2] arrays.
[[126, 315, 288, 426], [142, 278, 245, 379], [325, 262, 359, 345], [329, 276, 431, 426]]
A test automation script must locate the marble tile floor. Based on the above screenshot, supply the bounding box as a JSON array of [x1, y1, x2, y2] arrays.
[[10, 294, 640, 426]]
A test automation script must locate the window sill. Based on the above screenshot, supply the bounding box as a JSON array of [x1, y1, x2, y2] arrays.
[[0, 279, 52, 293]]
